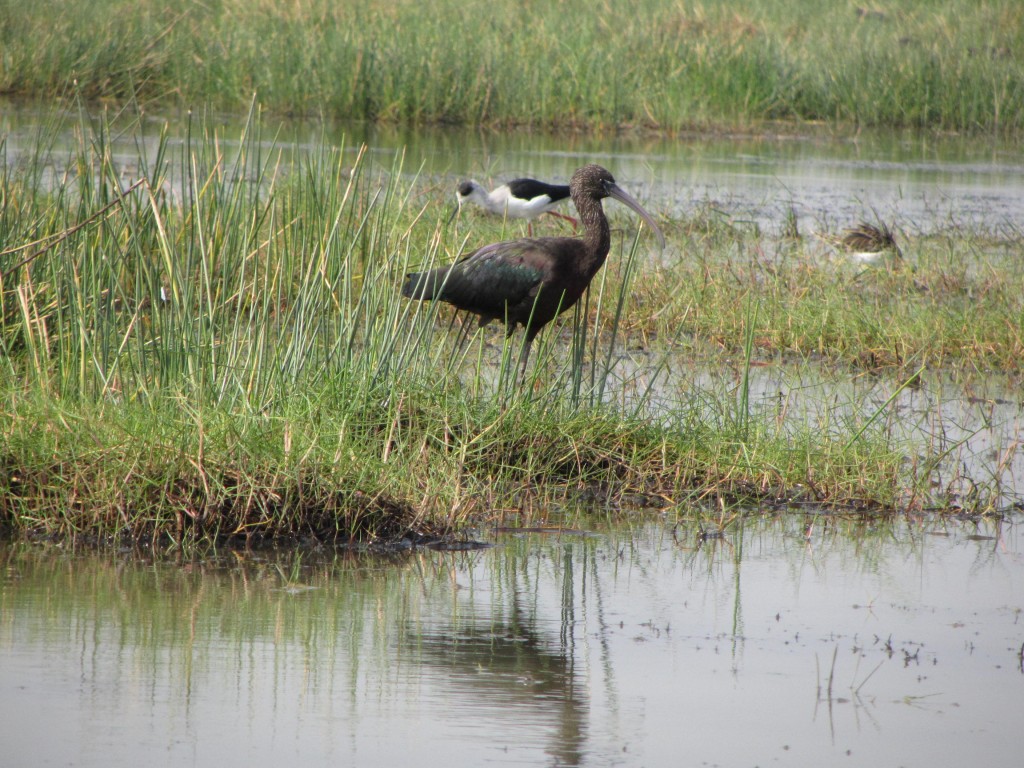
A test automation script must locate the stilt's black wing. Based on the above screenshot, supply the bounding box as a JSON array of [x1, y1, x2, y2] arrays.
[[506, 179, 570, 205]]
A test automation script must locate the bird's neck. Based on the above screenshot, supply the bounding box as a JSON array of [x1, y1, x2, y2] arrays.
[[484, 187, 511, 212], [578, 202, 611, 275]]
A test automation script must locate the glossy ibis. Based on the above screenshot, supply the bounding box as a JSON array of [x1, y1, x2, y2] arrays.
[[404, 164, 664, 376], [449, 177, 578, 234]]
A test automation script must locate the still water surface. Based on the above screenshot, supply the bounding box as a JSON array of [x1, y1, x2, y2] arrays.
[[2, 517, 1021, 767], [2, 101, 1023, 233]]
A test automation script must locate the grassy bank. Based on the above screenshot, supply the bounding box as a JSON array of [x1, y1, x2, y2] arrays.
[[622, 217, 1024, 376], [0, 0, 1021, 134], [0, 109, 1011, 545]]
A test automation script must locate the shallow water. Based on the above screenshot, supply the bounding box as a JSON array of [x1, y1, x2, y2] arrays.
[[2, 516, 1021, 767], [631, 359, 1024, 510], [2, 100, 1023, 235]]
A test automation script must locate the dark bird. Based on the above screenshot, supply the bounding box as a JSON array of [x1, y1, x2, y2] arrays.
[[449, 177, 578, 234], [405, 164, 664, 376]]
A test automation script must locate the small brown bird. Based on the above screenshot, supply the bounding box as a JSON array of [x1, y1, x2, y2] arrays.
[[836, 222, 903, 264]]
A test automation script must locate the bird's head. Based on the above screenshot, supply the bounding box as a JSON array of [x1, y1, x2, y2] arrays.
[[448, 180, 486, 224], [455, 180, 485, 205], [570, 164, 665, 250]]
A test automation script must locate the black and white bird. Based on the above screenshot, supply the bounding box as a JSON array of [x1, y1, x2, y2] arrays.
[[449, 177, 578, 234]]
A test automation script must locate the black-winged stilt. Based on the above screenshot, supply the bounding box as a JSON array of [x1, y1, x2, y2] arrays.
[[449, 177, 578, 234]]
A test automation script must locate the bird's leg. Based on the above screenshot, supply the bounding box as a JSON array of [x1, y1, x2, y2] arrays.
[[438, 310, 473, 369], [441, 308, 462, 349], [515, 336, 534, 388], [450, 311, 477, 362], [545, 210, 579, 232]]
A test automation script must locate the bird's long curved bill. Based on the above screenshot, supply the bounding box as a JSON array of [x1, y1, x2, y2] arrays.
[[446, 202, 461, 225], [608, 183, 666, 250]]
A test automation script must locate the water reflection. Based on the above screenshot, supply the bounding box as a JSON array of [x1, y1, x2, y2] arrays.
[[2, 516, 1021, 767], [401, 541, 594, 764], [409, 619, 585, 763]]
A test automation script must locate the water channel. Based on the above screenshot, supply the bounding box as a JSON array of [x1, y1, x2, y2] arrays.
[[2, 103, 1023, 765], [2, 516, 1022, 767]]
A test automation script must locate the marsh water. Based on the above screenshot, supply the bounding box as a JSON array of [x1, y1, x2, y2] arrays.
[[3, 104, 1024, 765], [2, 102, 1024, 233], [2, 517, 1022, 767]]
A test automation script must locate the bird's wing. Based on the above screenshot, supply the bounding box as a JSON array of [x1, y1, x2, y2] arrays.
[[429, 240, 550, 318], [506, 178, 570, 204]]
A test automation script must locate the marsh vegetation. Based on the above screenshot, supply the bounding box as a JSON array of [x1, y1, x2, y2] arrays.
[[0, 0, 1021, 134], [1, 104, 1019, 545], [1, 0, 1022, 544]]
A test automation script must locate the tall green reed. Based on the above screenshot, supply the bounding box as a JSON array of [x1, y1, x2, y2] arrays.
[[1, 103, 647, 434], [1, 102, 444, 408]]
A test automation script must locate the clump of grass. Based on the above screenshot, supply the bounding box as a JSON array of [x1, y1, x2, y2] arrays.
[[1, 106, 1004, 546], [0, 1, 1021, 134], [585, 209, 1024, 376]]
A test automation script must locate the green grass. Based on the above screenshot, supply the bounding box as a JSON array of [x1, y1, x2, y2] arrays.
[[0, 107, 1013, 546], [0, 0, 1022, 134], [619, 215, 1024, 375]]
